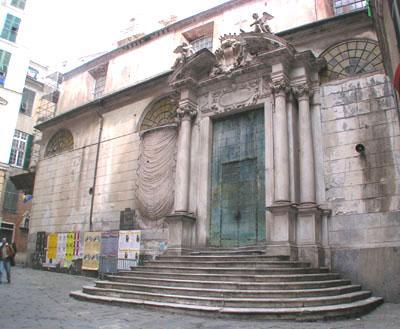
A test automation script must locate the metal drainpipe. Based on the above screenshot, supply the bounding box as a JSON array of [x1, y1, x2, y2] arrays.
[[89, 103, 104, 231]]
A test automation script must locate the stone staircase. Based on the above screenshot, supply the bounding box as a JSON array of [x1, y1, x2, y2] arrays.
[[70, 248, 383, 320]]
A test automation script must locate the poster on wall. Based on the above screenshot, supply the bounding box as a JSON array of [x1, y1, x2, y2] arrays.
[[118, 230, 141, 270], [64, 232, 75, 268], [74, 231, 83, 259], [82, 232, 101, 270], [56, 233, 67, 266], [100, 231, 119, 257], [45, 233, 58, 266]]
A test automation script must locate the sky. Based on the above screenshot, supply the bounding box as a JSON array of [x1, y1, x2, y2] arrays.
[[24, 0, 228, 70]]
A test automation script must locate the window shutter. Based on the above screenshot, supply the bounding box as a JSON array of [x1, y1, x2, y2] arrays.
[[23, 134, 33, 170], [1, 14, 21, 42]]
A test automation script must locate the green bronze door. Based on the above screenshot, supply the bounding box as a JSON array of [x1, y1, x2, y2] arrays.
[[210, 108, 265, 247]]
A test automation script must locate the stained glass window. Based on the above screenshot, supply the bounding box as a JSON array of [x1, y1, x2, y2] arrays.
[[45, 129, 74, 157], [140, 98, 176, 131], [320, 39, 384, 82]]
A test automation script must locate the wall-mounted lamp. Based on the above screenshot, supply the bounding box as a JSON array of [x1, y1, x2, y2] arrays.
[[355, 143, 366, 155]]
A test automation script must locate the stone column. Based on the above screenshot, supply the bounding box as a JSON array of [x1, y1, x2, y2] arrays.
[[166, 99, 197, 255], [272, 80, 290, 202], [295, 84, 315, 205], [293, 84, 322, 267], [174, 101, 197, 213], [266, 79, 297, 259]]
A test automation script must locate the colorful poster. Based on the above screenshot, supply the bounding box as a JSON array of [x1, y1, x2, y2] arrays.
[[64, 232, 75, 268], [82, 232, 101, 270], [73, 231, 83, 259], [118, 230, 141, 270], [56, 233, 67, 266], [46, 233, 58, 265]]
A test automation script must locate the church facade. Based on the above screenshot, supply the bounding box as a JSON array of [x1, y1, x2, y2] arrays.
[[29, 0, 400, 302]]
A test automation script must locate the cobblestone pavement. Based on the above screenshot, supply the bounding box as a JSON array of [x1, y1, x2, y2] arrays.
[[0, 267, 399, 329]]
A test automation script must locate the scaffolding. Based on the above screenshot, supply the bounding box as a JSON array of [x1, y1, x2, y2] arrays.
[[30, 72, 62, 169]]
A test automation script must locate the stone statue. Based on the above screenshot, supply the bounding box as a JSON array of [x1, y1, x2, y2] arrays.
[[250, 12, 274, 34], [172, 42, 194, 69]]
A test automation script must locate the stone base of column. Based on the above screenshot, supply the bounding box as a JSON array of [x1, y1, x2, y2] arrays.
[[165, 213, 196, 256], [296, 204, 323, 267], [266, 201, 298, 259]]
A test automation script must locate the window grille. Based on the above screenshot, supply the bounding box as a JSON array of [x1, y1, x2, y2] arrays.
[[93, 75, 106, 99], [334, 0, 367, 15], [190, 36, 213, 53], [9, 130, 28, 167]]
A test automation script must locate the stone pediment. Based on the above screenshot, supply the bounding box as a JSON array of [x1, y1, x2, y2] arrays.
[[169, 32, 293, 90]]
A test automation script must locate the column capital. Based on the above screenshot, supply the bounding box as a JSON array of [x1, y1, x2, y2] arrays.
[[177, 101, 197, 121], [292, 84, 313, 101], [270, 79, 290, 96]]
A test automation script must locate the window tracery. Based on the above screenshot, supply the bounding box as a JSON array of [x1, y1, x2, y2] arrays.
[[45, 129, 74, 157], [320, 39, 384, 82], [140, 98, 176, 131]]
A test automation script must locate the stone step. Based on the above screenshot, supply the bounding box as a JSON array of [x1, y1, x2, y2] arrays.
[[115, 271, 341, 282], [105, 275, 352, 290], [95, 280, 362, 298], [129, 266, 328, 275], [190, 250, 264, 256], [149, 260, 310, 268], [158, 255, 290, 262], [81, 286, 371, 308], [70, 290, 383, 320]]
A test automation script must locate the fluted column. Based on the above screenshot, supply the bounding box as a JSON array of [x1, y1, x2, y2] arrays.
[[294, 84, 315, 204], [174, 101, 197, 213], [272, 79, 290, 202]]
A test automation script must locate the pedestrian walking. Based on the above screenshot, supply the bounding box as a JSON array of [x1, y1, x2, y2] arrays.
[[0, 237, 15, 283]]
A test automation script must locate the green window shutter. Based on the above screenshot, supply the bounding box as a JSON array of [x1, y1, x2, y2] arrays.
[[1, 14, 21, 42], [11, 0, 26, 10], [23, 134, 33, 170], [3, 179, 18, 212], [0, 49, 11, 85], [20, 88, 35, 115]]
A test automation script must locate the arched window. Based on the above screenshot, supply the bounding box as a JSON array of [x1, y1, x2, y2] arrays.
[[320, 39, 384, 82], [45, 129, 74, 157], [140, 98, 176, 131]]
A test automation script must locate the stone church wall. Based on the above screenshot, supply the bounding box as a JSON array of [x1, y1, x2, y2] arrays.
[[28, 92, 173, 258], [320, 72, 400, 302]]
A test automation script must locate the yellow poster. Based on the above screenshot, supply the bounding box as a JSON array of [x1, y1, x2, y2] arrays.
[[65, 232, 75, 267], [82, 232, 101, 270], [46, 233, 58, 265]]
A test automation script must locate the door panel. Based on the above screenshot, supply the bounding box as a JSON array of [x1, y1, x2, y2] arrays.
[[210, 109, 265, 247]]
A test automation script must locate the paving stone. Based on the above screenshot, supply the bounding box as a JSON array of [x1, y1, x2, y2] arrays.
[[0, 267, 398, 328]]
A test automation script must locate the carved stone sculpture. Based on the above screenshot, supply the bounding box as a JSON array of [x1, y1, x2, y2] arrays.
[[250, 12, 274, 34], [172, 42, 194, 69]]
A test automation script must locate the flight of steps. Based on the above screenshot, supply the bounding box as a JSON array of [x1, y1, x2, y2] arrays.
[[70, 247, 383, 320]]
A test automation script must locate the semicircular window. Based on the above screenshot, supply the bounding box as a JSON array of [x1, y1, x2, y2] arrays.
[[140, 98, 176, 131], [320, 39, 384, 82], [45, 129, 74, 157]]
